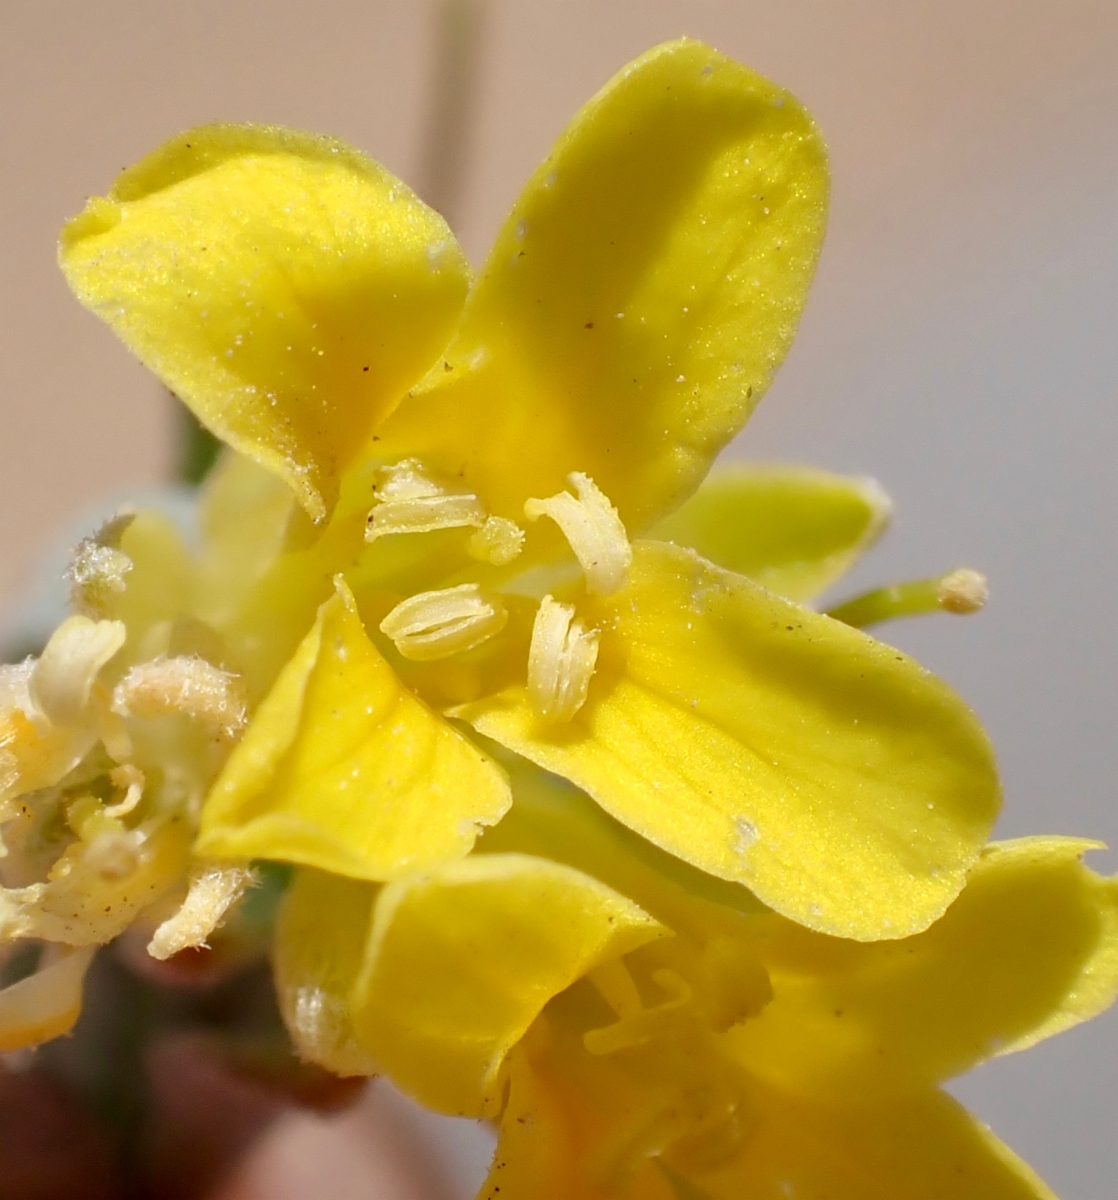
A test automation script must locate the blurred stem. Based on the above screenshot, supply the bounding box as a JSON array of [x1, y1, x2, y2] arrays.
[[419, 0, 487, 228], [176, 400, 221, 486]]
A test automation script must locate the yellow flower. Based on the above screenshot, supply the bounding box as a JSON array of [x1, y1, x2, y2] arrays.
[[274, 762, 1118, 1199], [53, 38, 1005, 945]]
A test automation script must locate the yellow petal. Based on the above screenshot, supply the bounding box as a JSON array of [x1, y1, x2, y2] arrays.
[[196, 578, 510, 879], [477, 744, 768, 942], [650, 464, 891, 602], [60, 123, 470, 522], [348, 853, 663, 1117], [487, 1041, 1055, 1200], [458, 540, 1000, 940], [377, 38, 827, 533], [272, 867, 380, 1076], [729, 837, 1118, 1098], [694, 1087, 1056, 1200], [0, 947, 96, 1053], [482, 1042, 591, 1200]]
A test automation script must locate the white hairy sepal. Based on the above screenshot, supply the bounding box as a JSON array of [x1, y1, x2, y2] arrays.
[[147, 862, 254, 961], [112, 655, 247, 737]]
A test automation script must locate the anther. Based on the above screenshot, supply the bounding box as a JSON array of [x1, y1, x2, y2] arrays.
[[379, 583, 507, 661], [524, 473, 631, 595], [937, 568, 989, 614], [366, 458, 485, 541], [527, 596, 599, 722]]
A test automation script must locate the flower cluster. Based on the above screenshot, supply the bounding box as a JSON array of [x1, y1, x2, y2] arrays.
[[0, 38, 1114, 1198]]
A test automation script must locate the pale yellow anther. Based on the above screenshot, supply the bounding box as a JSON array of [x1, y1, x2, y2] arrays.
[[524, 472, 631, 595], [527, 595, 599, 723], [379, 583, 508, 662], [467, 515, 525, 565], [147, 862, 254, 960], [29, 616, 126, 727], [66, 514, 135, 618], [366, 458, 486, 541], [937, 568, 989, 614], [111, 656, 247, 738]]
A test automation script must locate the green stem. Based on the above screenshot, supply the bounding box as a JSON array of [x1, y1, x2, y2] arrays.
[[826, 569, 987, 629], [418, 0, 486, 228]]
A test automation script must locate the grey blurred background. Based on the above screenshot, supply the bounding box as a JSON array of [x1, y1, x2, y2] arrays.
[[1, 1, 1115, 1196]]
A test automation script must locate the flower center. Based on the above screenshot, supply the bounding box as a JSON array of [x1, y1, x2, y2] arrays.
[[580, 951, 768, 1181], [366, 460, 634, 721]]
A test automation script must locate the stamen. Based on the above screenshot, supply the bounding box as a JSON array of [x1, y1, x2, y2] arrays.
[[147, 863, 254, 961], [587, 958, 643, 1019], [467, 515, 525, 565], [66, 513, 134, 618], [527, 596, 599, 722], [826, 568, 989, 629], [366, 458, 485, 541], [584, 968, 692, 1056], [524, 472, 631, 595], [380, 583, 508, 661], [105, 763, 145, 819], [111, 656, 247, 738], [29, 616, 126, 727]]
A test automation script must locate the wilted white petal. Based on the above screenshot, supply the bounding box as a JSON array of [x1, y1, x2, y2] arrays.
[[29, 616, 126, 727]]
